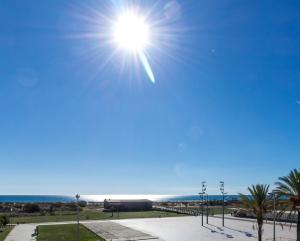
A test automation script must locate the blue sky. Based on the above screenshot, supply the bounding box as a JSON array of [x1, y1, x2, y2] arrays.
[[0, 0, 299, 195]]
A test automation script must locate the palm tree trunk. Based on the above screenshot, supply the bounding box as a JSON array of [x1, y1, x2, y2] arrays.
[[257, 218, 263, 241], [258, 225, 262, 241], [297, 211, 300, 241]]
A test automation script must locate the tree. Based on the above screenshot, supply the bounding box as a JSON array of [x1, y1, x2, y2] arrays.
[[23, 203, 40, 213], [275, 169, 300, 241], [239, 184, 271, 241], [78, 201, 87, 207], [0, 215, 9, 227]]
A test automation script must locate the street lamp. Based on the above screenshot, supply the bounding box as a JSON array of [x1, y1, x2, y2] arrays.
[[206, 193, 209, 224], [75, 194, 80, 241], [198, 192, 202, 219], [10, 206, 13, 226], [268, 192, 277, 241], [199, 181, 206, 226], [220, 181, 227, 227]]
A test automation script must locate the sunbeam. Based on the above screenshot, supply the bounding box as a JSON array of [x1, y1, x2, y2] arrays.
[[112, 9, 156, 83], [139, 51, 155, 83], [65, 0, 185, 86]]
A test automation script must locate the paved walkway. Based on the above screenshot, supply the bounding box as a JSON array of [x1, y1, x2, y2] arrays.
[[4, 224, 36, 241], [115, 216, 297, 241], [213, 214, 297, 227], [83, 221, 157, 241], [4, 216, 297, 241]]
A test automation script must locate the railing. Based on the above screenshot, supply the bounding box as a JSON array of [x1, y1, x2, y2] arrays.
[[264, 212, 298, 223], [265, 237, 296, 241], [231, 209, 298, 223], [154, 206, 201, 216]]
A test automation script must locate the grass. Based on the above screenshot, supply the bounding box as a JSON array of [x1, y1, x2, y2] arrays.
[[0, 226, 13, 241], [208, 207, 232, 215], [11, 210, 185, 224], [37, 224, 104, 241], [192, 207, 231, 215]]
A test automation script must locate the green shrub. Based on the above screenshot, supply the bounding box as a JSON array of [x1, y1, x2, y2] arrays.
[[0, 215, 9, 227]]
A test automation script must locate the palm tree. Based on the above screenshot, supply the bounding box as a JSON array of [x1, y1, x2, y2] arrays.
[[275, 169, 300, 241], [239, 184, 270, 241]]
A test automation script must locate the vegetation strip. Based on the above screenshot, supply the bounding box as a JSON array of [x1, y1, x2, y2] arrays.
[[36, 224, 105, 241], [10, 210, 184, 224], [0, 226, 13, 241]]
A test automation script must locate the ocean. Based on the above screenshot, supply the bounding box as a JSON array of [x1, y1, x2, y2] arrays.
[[0, 195, 239, 203]]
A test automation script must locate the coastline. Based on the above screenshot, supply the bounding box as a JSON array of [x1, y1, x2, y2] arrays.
[[0, 194, 239, 203]]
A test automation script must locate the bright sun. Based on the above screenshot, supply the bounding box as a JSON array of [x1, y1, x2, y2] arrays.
[[113, 12, 150, 52]]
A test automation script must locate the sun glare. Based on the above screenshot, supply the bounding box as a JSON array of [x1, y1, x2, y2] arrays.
[[68, 1, 184, 83], [113, 12, 150, 52]]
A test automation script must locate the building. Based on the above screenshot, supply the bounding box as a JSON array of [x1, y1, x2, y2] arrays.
[[104, 199, 153, 211]]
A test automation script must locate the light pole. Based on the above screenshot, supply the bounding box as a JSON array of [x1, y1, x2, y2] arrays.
[[273, 194, 276, 241], [198, 192, 202, 218], [10, 207, 13, 226], [206, 193, 209, 224], [75, 194, 80, 241], [199, 181, 206, 226], [268, 192, 277, 241], [272, 193, 276, 241], [220, 181, 227, 227]]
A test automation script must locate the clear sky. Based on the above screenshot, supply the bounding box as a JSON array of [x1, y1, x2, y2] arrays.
[[0, 0, 299, 195]]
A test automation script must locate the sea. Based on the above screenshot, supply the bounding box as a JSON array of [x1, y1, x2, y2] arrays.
[[0, 195, 239, 203]]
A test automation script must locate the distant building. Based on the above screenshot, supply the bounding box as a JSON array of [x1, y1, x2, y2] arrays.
[[104, 199, 152, 211]]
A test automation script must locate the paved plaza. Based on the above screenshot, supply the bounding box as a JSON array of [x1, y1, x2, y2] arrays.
[[4, 216, 297, 241], [115, 216, 296, 241], [4, 224, 36, 241], [83, 221, 157, 241]]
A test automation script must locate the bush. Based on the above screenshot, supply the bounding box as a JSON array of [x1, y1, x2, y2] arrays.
[[79, 201, 87, 207], [0, 215, 9, 227], [23, 203, 40, 213]]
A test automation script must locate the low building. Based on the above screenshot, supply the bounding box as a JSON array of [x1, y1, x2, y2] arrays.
[[104, 199, 152, 211]]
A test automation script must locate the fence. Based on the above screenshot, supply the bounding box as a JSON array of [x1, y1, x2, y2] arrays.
[[154, 206, 201, 216], [265, 237, 295, 241]]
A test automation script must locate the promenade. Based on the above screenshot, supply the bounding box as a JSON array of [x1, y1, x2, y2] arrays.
[[116, 216, 296, 241], [4, 216, 297, 241], [4, 224, 36, 241]]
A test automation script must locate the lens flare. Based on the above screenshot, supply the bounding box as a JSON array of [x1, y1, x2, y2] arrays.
[[139, 51, 155, 83], [67, 1, 184, 86], [112, 11, 155, 83], [113, 13, 149, 52]]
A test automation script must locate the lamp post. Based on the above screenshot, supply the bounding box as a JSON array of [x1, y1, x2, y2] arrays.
[[220, 181, 227, 227], [75, 194, 80, 241], [272, 193, 276, 241], [268, 192, 277, 241], [198, 192, 202, 218], [10, 207, 13, 226], [273, 194, 276, 241], [199, 181, 206, 226], [206, 193, 209, 224]]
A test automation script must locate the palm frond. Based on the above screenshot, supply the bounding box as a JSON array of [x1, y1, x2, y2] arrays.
[[275, 169, 300, 208]]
